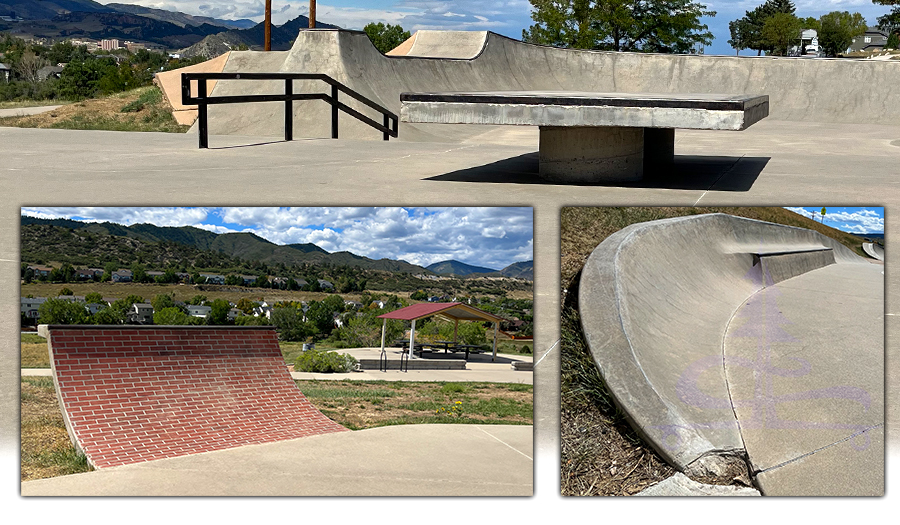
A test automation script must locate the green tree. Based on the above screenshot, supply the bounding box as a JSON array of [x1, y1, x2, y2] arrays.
[[58, 287, 74, 296], [151, 293, 176, 313], [874, 0, 900, 35], [819, 11, 868, 56], [523, 0, 716, 53], [153, 306, 193, 325], [363, 22, 412, 53], [729, 0, 796, 55], [85, 292, 104, 304], [208, 298, 231, 325], [38, 298, 90, 325], [888, 31, 900, 48], [761, 12, 803, 55], [235, 297, 258, 314], [272, 307, 314, 341]]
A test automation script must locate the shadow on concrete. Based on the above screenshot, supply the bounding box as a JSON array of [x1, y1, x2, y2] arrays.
[[417, 351, 528, 364], [426, 153, 769, 191]]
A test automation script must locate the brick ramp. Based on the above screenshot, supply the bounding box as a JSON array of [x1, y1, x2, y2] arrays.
[[48, 325, 347, 469]]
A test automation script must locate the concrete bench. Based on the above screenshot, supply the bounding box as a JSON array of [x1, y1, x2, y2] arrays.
[[400, 91, 768, 183]]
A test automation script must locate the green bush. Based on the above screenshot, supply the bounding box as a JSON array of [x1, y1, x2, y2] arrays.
[[294, 349, 358, 373]]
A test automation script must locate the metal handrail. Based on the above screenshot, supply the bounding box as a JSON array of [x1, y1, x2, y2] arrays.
[[181, 72, 399, 148]]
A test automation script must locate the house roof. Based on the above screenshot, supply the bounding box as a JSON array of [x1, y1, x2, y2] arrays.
[[377, 302, 504, 323]]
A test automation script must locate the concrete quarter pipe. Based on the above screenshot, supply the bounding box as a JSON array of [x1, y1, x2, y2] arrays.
[[47, 325, 346, 468], [578, 214, 883, 495]]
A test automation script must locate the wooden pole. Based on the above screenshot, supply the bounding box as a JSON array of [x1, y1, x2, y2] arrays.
[[264, 0, 271, 51], [309, 0, 316, 28]]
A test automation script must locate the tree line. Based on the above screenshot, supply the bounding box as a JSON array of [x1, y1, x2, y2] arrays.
[[0, 34, 206, 102]]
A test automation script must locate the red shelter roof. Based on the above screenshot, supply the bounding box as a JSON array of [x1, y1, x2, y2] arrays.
[[377, 302, 503, 323]]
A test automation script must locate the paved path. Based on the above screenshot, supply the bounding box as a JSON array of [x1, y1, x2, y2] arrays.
[[21, 424, 533, 496], [0, 105, 62, 118]]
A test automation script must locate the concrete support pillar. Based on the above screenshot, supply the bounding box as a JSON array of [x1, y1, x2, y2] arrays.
[[492, 322, 498, 362], [538, 126, 643, 183], [644, 127, 675, 172]]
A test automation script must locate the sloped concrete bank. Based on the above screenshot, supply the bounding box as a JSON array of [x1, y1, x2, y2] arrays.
[[176, 29, 900, 141], [578, 214, 881, 494]]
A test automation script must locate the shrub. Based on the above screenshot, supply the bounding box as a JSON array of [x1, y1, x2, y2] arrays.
[[294, 349, 358, 373]]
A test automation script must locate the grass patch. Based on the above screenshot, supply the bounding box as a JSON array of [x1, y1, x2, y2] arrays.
[[21, 333, 50, 368], [21, 377, 92, 481], [0, 86, 187, 133], [297, 380, 532, 429]]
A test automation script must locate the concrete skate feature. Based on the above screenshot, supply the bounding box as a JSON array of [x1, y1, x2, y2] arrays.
[[154, 52, 230, 125], [47, 325, 347, 468], [863, 242, 884, 261], [387, 30, 489, 59], [578, 214, 883, 494], [185, 29, 900, 144], [400, 91, 768, 182]]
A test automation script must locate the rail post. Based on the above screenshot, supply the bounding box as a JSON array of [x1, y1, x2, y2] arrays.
[[383, 114, 390, 141], [285, 78, 293, 142], [198, 77, 208, 149], [331, 84, 339, 139]]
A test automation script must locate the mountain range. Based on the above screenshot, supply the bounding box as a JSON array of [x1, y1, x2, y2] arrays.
[[0, 0, 337, 53], [20, 216, 533, 280]]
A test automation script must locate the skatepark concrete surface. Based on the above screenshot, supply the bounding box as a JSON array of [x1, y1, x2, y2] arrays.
[[863, 242, 885, 261], [578, 214, 883, 495], [20, 424, 533, 496], [387, 30, 489, 59]]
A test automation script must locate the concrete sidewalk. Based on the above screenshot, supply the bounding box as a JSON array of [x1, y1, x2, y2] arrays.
[[0, 105, 63, 118], [20, 424, 533, 496]]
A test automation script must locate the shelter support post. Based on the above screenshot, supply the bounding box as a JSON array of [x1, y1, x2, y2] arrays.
[[409, 319, 416, 359], [492, 322, 498, 362], [380, 318, 386, 353], [454, 319, 458, 343]]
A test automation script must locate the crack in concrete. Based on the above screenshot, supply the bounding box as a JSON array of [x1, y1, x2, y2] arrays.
[[693, 154, 746, 205], [755, 424, 884, 475]]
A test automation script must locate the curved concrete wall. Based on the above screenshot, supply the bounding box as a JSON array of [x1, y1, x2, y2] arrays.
[[387, 31, 489, 59], [48, 325, 346, 468], [863, 242, 885, 261], [202, 30, 900, 140], [578, 214, 864, 469]]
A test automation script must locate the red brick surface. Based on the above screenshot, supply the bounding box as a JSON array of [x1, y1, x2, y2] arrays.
[[48, 326, 347, 468]]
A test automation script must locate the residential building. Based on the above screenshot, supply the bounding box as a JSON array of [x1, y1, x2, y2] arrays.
[[187, 305, 212, 318], [128, 303, 154, 324], [21, 297, 47, 318], [318, 279, 334, 290], [239, 275, 258, 286], [200, 274, 225, 285], [28, 265, 53, 277], [227, 308, 243, 321], [112, 269, 133, 282], [849, 27, 890, 53], [0, 62, 10, 82], [37, 65, 63, 81], [125, 42, 145, 52], [101, 39, 122, 51]]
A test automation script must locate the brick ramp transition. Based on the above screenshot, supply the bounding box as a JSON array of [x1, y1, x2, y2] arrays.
[[47, 325, 347, 468]]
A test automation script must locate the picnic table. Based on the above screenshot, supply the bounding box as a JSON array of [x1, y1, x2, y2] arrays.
[[400, 91, 769, 183]]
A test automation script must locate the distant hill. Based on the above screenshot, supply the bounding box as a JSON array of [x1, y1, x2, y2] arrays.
[[0, 1, 334, 52], [0, 1, 112, 20], [105, 3, 255, 29], [427, 260, 498, 276], [20, 216, 430, 274], [180, 15, 340, 57], [498, 261, 533, 280]]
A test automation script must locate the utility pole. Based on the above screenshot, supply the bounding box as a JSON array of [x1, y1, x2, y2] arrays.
[[264, 0, 271, 51], [309, 0, 316, 28]]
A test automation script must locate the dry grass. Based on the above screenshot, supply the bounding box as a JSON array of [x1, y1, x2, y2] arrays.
[[0, 86, 187, 133], [559, 206, 869, 496], [297, 380, 533, 429], [21, 377, 91, 482]]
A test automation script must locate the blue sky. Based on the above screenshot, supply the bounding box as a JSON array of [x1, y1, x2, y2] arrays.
[[20, 207, 534, 270], [100, 1, 894, 55], [784, 207, 884, 234]]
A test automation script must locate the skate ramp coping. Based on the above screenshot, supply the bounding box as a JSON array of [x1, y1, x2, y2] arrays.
[[578, 213, 866, 471], [862, 242, 884, 261], [47, 325, 346, 469]]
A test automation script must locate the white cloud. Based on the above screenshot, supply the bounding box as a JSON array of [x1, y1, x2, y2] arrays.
[[22, 207, 533, 270], [784, 207, 884, 233]]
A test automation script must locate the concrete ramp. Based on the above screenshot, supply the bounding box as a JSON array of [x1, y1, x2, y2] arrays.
[[862, 242, 884, 261], [578, 214, 882, 495], [196, 29, 900, 142], [387, 30, 489, 59], [47, 325, 347, 469], [154, 52, 230, 126]]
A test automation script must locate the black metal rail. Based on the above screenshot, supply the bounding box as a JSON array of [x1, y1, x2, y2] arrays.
[[181, 72, 398, 148]]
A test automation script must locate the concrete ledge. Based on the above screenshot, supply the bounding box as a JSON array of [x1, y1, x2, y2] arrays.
[[578, 213, 864, 469], [357, 358, 467, 370], [862, 242, 884, 261]]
